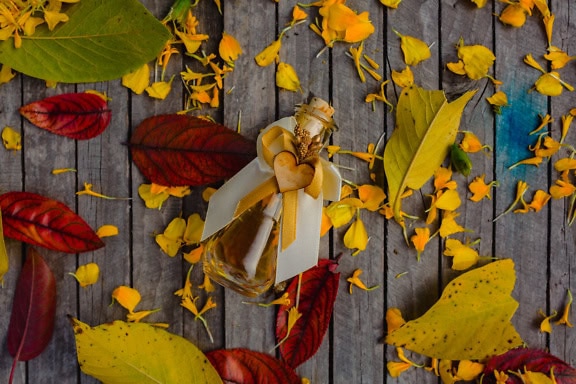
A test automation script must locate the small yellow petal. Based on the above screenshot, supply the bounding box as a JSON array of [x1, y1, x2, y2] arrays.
[[255, 38, 282, 67], [96, 225, 119, 238], [219, 32, 243, 63], [276, 62, 302, 92], [343, 218, 369, 255], [70, 263, 99, 288], [122, 63, 150, 95], [2, 126, 21, 151], [112, 286, 141, 313]]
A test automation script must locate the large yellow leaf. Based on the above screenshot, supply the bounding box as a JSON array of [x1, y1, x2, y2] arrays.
[[384, 85, 476, 225], [385, 259, 523, 360], [70, 318, 223, 384]]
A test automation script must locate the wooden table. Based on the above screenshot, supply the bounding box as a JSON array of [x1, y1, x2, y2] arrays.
[[0, 1, 574, 383]]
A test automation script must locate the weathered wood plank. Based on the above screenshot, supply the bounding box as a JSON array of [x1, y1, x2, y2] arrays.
[[0, 73, 24, 383], [276, 2, 332, 381], [22, 80, 78, 384], [220, 0, 278, 354], [331, 0, 386, 382], [494, 3, 549, 351], [384, 1, 441, 383], [549, 0, 576, 366]]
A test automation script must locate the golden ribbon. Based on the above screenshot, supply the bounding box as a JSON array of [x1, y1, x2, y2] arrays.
[[234, 126, 323, 250]]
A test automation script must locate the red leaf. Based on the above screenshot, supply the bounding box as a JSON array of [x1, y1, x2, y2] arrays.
[[19, 92, 112, 140], [7, 248, 56, 384], [206, 348, 300, 384], [483, 348, 576, 384], [276, 258, 340, 368], [129, 115, 256, 186], [0, 191, 104, 253]]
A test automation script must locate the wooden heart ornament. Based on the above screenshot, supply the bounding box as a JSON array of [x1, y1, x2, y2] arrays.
[[273, 151, 315, 192]]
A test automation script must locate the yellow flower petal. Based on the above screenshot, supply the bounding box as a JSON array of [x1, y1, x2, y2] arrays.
[[145, 76, 175, 100], [498, 4, 528, 27], [219, 32, 243, 63], [183, 245, 204, 264], [183, 213, 204, 245], [358, 184, 386, 211], [556, 289, 573, 327], [443, 238, 480, 270], [455, 360, 484, 381], [380, 0, 402, 9], [70, 263, 100, 288], [2, 126, 21, 151], [0, 64, 16, 85], [539, 309, 557, 333], [434, 189, 461, 211], [391, 66, 414, 88], [138, 183, 169, 209], [386, 308, 406, 333], [456, 38, 496, 80], [255, 37, 282, 67], [394, 30, 431, 66], [276, 62, 302, 92], [468, 174, 498, 202], [410, 227, 430, 261], [96, 224, 119, 238], [439, 211, 469, 238], [343, 217, 369, 255], [112, 285, 141, 313], [122, 63, 150, 95]]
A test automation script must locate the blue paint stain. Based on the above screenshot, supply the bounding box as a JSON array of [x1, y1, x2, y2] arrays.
[[495, 80, 548, 183]]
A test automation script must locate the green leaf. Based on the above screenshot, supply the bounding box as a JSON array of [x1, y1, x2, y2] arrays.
[[0, 0, 171, 83], [383, 85, 476, 225], [70, 318, 223, 384]]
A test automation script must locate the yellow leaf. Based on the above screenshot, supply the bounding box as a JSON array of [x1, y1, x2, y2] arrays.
[[0, 211, 8, 286], [70, 318, 222, 384], [276, 62, 301, 92], [385, 259, 523, 360], [122, 63, 149, 95], [384, 85, 476, 226], [2, 126, 21, 151], [70, 263, 99, 288]]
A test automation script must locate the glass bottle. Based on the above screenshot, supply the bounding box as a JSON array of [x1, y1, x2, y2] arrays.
[[202, 98, 336, 297]]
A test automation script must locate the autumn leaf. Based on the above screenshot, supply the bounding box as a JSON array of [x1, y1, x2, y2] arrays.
[[483, 348, 576, 384], [19, 92, 112, 140], [206, 348, 300, 384], [276, 259, 340, 368], [383, 85, 476, 226], [130, 115, 256, 187], [8, 248, 56, 384], [70, 318, 222, 384], [386, 259, 523, 360], [0, 210, 8, 285], [0, 191, 104, 253]]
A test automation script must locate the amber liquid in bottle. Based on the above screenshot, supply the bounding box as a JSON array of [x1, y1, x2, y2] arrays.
[[203, 193, 282, 297]]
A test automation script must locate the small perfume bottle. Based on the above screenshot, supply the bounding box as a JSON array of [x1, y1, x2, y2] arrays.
[[202, 98, 336, 297], [203, 193, 282, 297]]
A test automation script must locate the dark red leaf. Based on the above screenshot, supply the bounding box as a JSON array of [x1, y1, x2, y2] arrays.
[[206, 348, 300, 384], [7, 248, 56, 384], [19, 92, 112, 140], [129, 114, 257, 186], [276, 258, 340, 368], [0, 191, 104, 253], [483, 348, 576, 384]]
